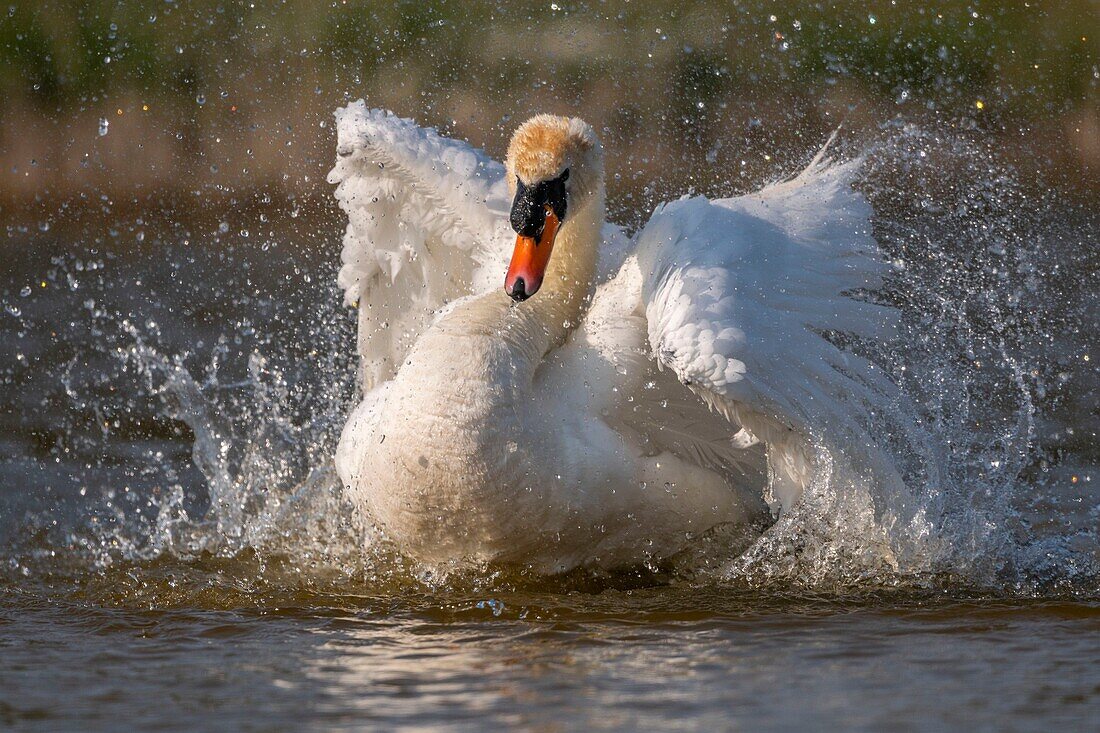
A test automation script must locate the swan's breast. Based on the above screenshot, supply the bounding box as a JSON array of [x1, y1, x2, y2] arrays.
[[352, 295, 546, 560]]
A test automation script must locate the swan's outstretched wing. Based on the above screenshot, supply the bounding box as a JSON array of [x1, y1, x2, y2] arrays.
[[328, 102, 633, 389], [637, 154, 898, 511], [328, 102, 513, 389]]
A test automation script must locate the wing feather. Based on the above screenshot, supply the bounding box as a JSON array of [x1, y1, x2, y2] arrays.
[[637, 153, 898, 510], [327, 102, 513, 388]]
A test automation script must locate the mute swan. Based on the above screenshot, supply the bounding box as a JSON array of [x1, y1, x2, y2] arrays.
[[330, 103, 897, 573]]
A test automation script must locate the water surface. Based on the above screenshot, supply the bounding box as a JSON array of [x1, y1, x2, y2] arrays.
[[2, 11, 1098, 721]]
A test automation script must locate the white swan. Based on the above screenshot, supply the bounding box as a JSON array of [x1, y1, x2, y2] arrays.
[[330, 103, 897, 573]]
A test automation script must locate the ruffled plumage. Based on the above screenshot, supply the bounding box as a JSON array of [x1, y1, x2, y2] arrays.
[[331, 103, 898, 570]]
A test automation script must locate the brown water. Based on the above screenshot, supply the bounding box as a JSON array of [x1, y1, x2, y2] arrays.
[[4, 578, 1100, 731], [2, 120, 1098, 730], [2, 183, 1091, 730]]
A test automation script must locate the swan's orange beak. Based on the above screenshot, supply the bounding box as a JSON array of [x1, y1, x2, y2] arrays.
[[505, 206, 560, 301]]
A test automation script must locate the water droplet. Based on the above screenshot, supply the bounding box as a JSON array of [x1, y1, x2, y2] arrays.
[[196, 94, 206, 106], [97, 118, 109, 136]]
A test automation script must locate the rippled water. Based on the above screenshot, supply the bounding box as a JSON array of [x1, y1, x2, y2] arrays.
[[3, 583, 1099, 731], [1, 124, 1097, 730]]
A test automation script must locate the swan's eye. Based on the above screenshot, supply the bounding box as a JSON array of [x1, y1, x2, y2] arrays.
[[545, 169, 568, 222]]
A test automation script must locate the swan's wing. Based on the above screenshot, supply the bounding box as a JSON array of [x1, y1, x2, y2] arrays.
[[327, 102, 513, 388], [637, 154, 898, 511], [567, 256, 768, 491]]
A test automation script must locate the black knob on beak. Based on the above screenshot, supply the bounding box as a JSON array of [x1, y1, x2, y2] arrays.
[[511, 181, 545, 238]]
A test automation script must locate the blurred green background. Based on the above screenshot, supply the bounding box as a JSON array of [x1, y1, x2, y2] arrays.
[[1, 0, 1097, 222]]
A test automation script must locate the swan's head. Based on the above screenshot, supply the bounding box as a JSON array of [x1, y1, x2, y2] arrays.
[[504, 114, 603, 301]]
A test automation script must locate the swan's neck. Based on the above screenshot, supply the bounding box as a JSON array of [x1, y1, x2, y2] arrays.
[[526, 191, 604, 349], [429, 186, 604, 383]]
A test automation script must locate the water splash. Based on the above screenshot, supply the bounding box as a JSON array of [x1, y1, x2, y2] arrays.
[[110, 321, 368, 567], [710, 122, 1097, 592], [2, 122, 1096, 601]]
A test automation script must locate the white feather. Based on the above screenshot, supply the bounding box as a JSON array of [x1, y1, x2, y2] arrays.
[[636, 153, 898, 510]]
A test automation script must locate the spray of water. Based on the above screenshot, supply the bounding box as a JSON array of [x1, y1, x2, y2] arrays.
[[5, 122, 1095, 600]]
